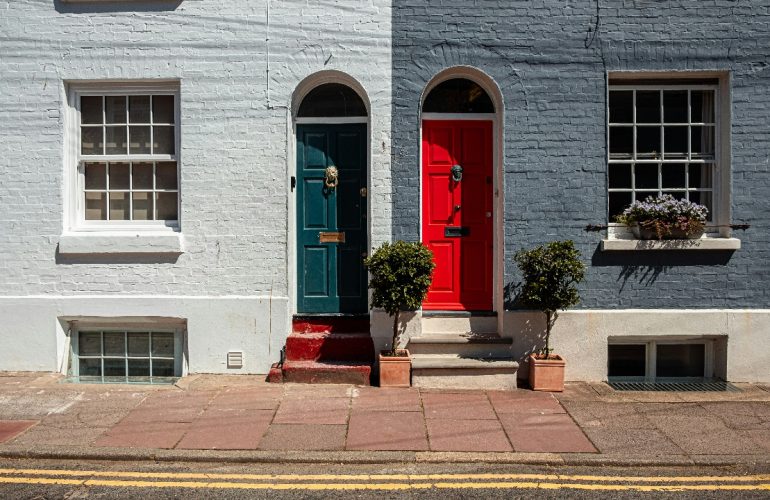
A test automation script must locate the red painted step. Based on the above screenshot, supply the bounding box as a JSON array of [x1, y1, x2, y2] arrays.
[[292, 316, 370, 334], [281, 360, 371, 385], [285, 332, 373, 362]]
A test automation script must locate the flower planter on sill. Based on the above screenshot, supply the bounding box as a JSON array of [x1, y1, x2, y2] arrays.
[[528, 353, 565, 392], [379, 349, 411, 387], [631, 224, 705, 240]]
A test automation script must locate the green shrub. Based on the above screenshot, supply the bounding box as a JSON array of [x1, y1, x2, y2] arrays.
[[513, 240, 585, 357], [365, 241, 435, 356]]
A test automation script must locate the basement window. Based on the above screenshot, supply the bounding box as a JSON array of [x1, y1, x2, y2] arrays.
[[608, 340, 715, 382], [68, 328, 183, 384]]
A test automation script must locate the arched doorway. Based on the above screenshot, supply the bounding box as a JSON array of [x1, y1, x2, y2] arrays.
[[421, 75, 498, 311], [295, 82, 369, 313]]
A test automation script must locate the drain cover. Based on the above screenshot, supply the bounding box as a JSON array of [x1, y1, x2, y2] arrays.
[[608, 381, 740, 392]]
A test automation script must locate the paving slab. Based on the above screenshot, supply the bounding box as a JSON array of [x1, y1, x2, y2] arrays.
[[421, 392, 497, 420], [425, 418, 512, 452], [283, 384, 352, 399], [580, 426, 684, 456], [210, 388, 282, 410], [351, 387, 422, 412], [487, 390, 565, 415], [0, 420, 37, 443], [346, 411, 428, 451], [500, 413, 597, 453], [95, 421, 190, 449], [258, 424, 347, 451], [176, 410, 273, 450], [273, 396, 350, 425], [648, 414, 767, 455]]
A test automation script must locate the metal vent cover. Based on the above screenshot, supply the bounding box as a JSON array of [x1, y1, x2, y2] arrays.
[[227, 351, 243, 369], [608, 381, 740, 392]]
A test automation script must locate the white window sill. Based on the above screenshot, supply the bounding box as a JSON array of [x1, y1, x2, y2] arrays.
[[601, 237, 741, 252], [58, 232, 184, 255]]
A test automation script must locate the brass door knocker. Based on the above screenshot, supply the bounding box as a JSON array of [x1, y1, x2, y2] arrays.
[[324, 166, 339, 189]]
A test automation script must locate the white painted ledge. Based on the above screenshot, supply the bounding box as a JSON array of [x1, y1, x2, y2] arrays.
[[601, 237, 741, 252], [58, 232, 184, 255]]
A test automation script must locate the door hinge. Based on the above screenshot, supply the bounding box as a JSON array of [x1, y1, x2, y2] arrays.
[[291, 176, 296, 192]]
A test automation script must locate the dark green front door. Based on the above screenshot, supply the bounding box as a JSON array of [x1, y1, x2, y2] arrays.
[[297, 124, 367, 313]]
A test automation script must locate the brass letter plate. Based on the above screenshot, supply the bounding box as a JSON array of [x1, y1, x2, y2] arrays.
[[319, 231, 346, 243]]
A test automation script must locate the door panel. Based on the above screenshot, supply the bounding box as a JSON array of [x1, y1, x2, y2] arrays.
[[422, 120, 493, 311], [297, 124, 367, 313]]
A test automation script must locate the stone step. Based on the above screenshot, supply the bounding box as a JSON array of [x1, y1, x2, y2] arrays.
[[411, 354, 519, 390], [420, 314, 497, 335], [407, 333, 512, 358], [280, 360, 372, 385], [285, 332, 374, 362], [292, 315, 370, 334]]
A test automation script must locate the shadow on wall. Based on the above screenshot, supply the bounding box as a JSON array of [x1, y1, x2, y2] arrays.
[[590, 244, 735, 292], [55, 246, 181, 265], [54, 0, 183, 14]]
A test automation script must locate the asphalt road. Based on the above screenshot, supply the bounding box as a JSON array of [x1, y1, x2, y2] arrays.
[[0, 458, 768, 499]]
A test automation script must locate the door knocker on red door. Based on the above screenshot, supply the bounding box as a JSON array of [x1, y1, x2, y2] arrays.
[[451, 164, 463, 182], [324, 166, 339, 189]]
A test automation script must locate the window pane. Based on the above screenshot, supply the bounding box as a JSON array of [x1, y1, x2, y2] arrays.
[[128, 359, 150, 377], [609, 91, 633, 123], [688, 164, 713, 189], [85, 192, 107, 220], [152, 126, 175, 155], [656, 344, 705, 378], [152, 359, 175, 377], [635, 163, 659, 189], [105, 96, 127, 124], [608, 344, 646, 377], [662, 164, 686, 188], [156, 162, 178, 189], [662, 191, 686, 201], [81, 127, 104, 155], [132, 162, 153, 189], [608, 191, 632, 220], [84, 162, 107, 190], [129, 126, 151, 154], [152, 95, 175, 123], [81, 96, 103, 124], [608, 164, 632, 189], [79, 358, 102, 377], [663, 90, 688, 123], [132, 192, 152, 220], [109, 192, 130, 220], [128, 332, 150, 356], [103, 358, 126, 377], [636, 126, 661, 159], [663, 126, 688, 159], [109, 162, 130, 189], [635, 191, 659, 202], [636, 90, 660, 123], [152, 333, 174, 357], [691, 126, 715, 159], [79, 332, 102, 356], [609, 127, 633, 159], [129, 95, 151, 123], [421, 79, 494, 114], [103, 332, 125, 356], [105, 126, 127, 155], [691, 90, 715, 123], [155, 192, 178, 220]]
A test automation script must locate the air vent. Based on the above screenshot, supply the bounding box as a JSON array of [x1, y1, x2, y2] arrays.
[[227, 351, 243, 369], [608, 381, 739, 392]]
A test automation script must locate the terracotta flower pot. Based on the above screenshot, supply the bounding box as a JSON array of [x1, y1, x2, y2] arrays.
[[528, 353, 565, 392], [379, 349, 411, 387]]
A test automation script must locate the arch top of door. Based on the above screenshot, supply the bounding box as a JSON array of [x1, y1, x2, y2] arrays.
[[421, 66, 503, 117], [292, 70, 371, 120]]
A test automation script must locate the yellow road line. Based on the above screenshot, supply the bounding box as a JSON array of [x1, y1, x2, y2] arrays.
[[0, 468, 768, 483], [0, 476, 768, 492]]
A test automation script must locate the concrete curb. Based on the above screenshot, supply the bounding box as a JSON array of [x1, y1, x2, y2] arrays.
[[2, 445, 769, 467]]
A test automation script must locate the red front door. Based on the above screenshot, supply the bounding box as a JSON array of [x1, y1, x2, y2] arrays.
[[422, 120, 493, 311]]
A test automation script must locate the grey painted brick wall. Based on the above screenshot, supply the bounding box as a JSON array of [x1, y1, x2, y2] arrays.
[[392, 0, 770, 309]]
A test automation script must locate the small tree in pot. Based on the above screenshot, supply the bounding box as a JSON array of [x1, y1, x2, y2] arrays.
[[514, 240, 585, 391], [365, 241, 434, 387]]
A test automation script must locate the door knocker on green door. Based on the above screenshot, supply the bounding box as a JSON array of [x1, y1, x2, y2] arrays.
[[324, 166, 339, 189]]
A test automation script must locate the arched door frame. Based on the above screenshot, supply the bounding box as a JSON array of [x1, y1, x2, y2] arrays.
[[419, 67, 505, 322], [288, 71, 372, 315]]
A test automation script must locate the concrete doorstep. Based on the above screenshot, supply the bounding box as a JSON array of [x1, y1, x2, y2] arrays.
[[0, 373, 768, 466]]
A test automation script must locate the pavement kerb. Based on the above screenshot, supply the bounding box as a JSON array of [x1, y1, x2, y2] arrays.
[[1, 445, 769, 467]]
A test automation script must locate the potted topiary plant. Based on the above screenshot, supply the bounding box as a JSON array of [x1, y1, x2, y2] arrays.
[[615, 194, 708, 240], [514, 240, 585, 392], [364, 241, 434, 387]]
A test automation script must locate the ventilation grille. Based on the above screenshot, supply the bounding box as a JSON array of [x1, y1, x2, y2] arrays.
[[608, 381, 740, 392], [227, 351, 244, 369]]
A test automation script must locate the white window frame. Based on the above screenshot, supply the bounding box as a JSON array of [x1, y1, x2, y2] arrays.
[[608, 339, 715, 383], [69, 322, 186, 382], [64, 81, 181, 233], [606, 72, 732, 241]]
